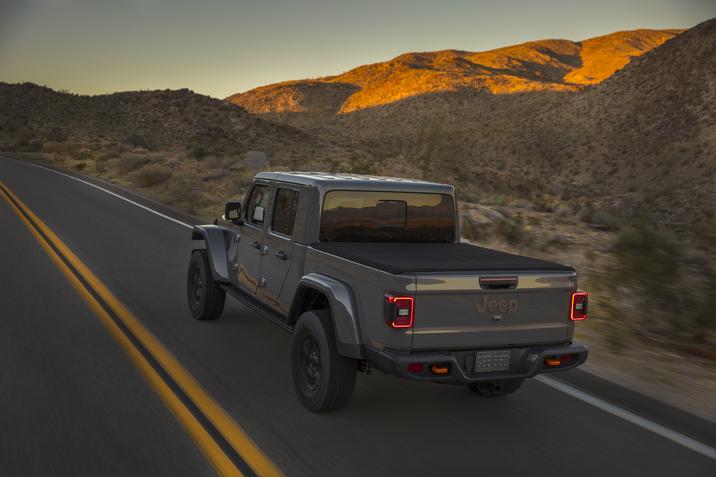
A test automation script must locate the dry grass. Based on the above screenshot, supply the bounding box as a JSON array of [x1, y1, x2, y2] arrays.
[[131, 164, 172, 187], [116, 154, 151, 174]]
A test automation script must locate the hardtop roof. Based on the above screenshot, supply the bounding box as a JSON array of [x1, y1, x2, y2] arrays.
[[254, 171, 454, 193]]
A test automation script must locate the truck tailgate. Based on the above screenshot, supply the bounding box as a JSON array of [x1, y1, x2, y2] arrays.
[[411, 272, 574, 350]]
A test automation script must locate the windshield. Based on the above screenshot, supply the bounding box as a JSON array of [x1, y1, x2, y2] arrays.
[[320, 190, 455, 242]]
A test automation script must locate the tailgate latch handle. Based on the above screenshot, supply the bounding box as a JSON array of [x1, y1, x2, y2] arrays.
[[479, 276, 518, 290]]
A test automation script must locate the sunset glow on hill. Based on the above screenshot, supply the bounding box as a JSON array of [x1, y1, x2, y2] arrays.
[[228, 29, 680, 114]]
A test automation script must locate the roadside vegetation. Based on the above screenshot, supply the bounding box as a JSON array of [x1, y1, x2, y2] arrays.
[[457, 197, 716, 416], [593, 226, 716, 354], [7, 130, 716, 366], [459, 198, 716, 356]]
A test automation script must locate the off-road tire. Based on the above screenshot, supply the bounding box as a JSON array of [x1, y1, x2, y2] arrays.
[[291, 310, 357, 412], [469, 379, 524, 397], [187, 250, 225, 320]]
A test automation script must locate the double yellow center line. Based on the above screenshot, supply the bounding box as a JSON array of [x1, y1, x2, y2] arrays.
[[0, 180, 283, 477]]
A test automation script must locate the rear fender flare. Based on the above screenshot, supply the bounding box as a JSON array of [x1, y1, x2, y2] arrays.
[[290, 273, 364, 359], [190, 225, 231, 283]]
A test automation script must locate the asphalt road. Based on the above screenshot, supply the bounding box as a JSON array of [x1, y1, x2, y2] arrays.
[[1, 156, 714, 477]]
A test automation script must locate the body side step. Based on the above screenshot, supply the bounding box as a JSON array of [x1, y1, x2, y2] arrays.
[[221, 284, 294, 333]]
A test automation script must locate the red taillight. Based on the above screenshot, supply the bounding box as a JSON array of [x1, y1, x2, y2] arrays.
[[570, 292, 588, 321], [407, 362, 423, 373], [385, 295, 414, 328]]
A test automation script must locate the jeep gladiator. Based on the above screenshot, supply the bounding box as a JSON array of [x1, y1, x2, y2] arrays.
[[187, 172, 589, 411]]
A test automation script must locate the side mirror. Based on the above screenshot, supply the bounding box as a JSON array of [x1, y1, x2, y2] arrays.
[[224, 201, 243, 225]]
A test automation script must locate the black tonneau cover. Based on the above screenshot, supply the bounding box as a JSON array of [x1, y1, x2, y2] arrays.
[[311, 242, 573, 274]]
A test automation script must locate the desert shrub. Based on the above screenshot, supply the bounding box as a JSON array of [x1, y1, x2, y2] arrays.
[[229, 171, 254, 193], [289, 156, 306, 171], [188, 145, 207, 160], [220, 156, 241, 169], [580, 208, 619, 230], [527, 215, 542, 226], [203, 156, 223, 168], [690, 212, 716, 248], [47, 127, 68, 143], [460, 215, 480, 242], [532, 196, 556, 213], [132, 164, 172, 187], [125, 132, 154, 150], [610, 226, 680, 303], [97, 150, 120, 161], [164, 173, 207, 213], [324, 158, 341, 173], [349, 157, 377, 175], [596, 226, 716, 346], [73, 148, 92, 161], [579, 207, 594, 223], [416, 119, 443, 179], [18, 137, 43, 152], [117, 154, 150, 174], [590, 209, 619, 230], [95, 160, 108, 174], [495, 218, 531, 245], [544, 234, 571, 249], [689, 272, 716, 342]]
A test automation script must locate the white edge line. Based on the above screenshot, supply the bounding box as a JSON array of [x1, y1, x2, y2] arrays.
[[24, 161, 193, 229], [14, 158, 716, 462], [535, 375, 716, 461]]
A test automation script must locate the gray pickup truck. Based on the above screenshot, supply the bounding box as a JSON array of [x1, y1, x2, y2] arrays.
[[187, 172, 588, 411]]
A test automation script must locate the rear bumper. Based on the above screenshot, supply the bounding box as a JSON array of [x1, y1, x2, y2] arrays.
[[366, 342, 588, 384]]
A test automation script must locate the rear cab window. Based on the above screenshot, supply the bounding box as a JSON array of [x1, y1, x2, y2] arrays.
[[320, 190, 455, 242]]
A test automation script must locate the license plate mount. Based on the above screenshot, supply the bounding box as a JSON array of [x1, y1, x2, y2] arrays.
[[475, 350, 510, 373]]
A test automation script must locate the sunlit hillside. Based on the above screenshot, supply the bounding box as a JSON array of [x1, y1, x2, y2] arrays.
[[228, 29, 680, 114]]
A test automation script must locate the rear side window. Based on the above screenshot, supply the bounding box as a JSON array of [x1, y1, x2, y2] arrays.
[[272, 188, 299, 236], [246, 184, 271, 226]]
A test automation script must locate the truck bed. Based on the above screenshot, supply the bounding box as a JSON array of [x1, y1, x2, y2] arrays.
[[311, 242, 573, 274]]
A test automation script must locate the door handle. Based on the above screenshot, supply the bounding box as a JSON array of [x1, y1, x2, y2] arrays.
[[250, 240, 261, 250], [274, 250, 287, 260]]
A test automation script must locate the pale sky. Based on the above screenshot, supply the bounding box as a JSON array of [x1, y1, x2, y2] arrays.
[[1, 0, 713, 98]]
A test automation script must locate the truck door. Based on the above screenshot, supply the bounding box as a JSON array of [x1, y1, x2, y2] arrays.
[[236, 182, 271, 295], [258, 187, 299, 310]]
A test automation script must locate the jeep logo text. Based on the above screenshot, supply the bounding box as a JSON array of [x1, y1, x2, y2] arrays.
[[475, 296, 518, 314]]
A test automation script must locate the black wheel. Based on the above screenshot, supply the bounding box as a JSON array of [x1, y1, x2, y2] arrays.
[[187, 250, 225, 320], [468, 379, 524, 397], [291, 310, 357, 412]]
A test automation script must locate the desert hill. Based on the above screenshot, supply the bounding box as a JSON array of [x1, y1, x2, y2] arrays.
[[226, 22, 713, 233], [0, 83, 359, 165], [227, 29, 679, 114], [0, 83, 371, 215], [550, 18, 716, 229]]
